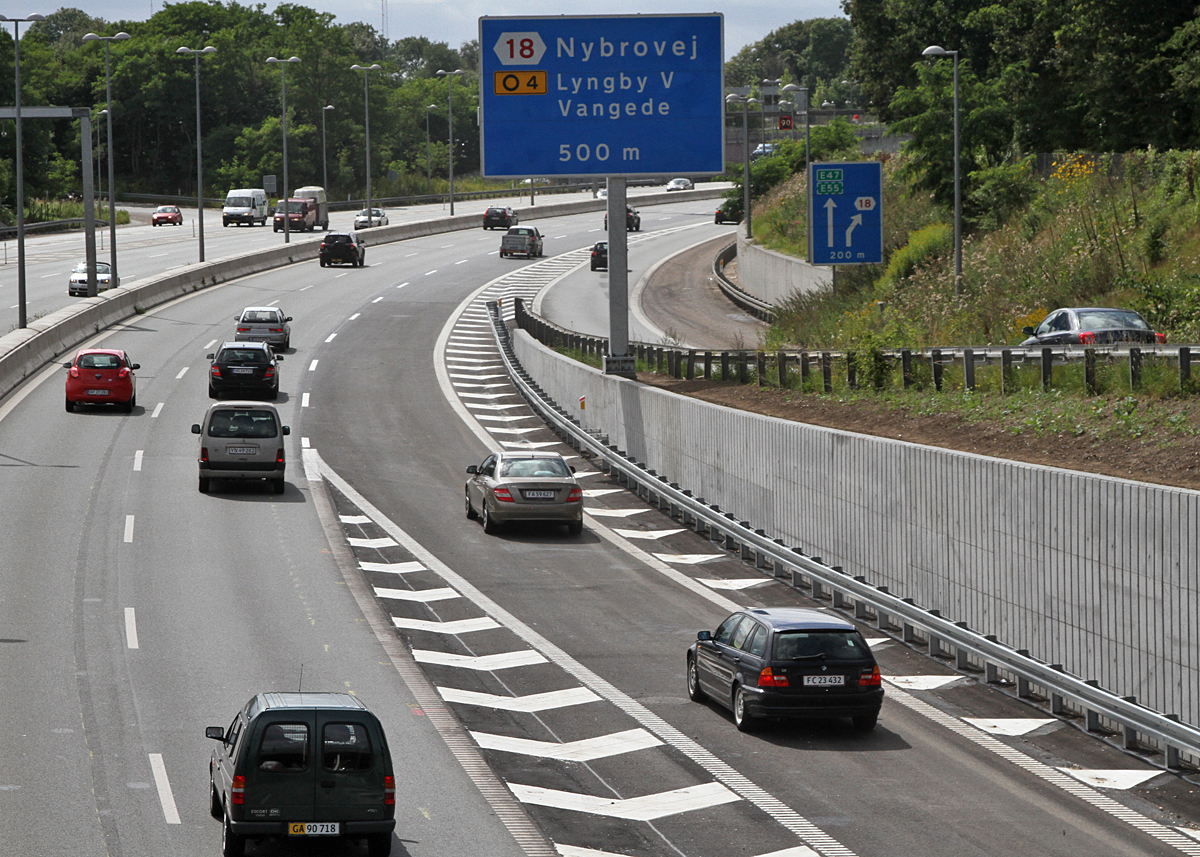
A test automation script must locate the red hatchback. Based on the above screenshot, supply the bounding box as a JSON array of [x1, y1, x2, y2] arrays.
[[152, 205, 183, 226], [64, 349, 139, 413]]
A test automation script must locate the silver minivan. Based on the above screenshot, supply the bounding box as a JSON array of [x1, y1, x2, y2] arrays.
[[192, 401, 289, 494]]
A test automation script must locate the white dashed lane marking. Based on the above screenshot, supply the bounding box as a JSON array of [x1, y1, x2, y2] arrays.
[[148, 754, 181, 824], [372, 296, 384, 303], [123, 515, 135, 542], [151, 403, 163, 418], [124, 608, 139, 649], [175, 367, 188, 379], [204, 339, 217, 349], [133, 450, 143, 471], [325, 333, 337, 343], [349, 313, 360, 320], [309, 360, 318, 371], [301, 393, 310, 408], [396, 281, 409, 288]]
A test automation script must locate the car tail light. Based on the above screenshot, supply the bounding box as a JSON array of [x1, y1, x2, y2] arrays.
[[264, 367, 275, 379], [859, 666, 881, 687], [68, 366, 80, 378], [383, 775, 395, 806], [237, 327, 250, 332], [210, 366, 221, 378], [276, 448, 285, 464], [494, 487, 515, 502], [757, 667, 788, 688], [320, 242, 327, 250], [200, 447, 209, 462], [1078, 331, 1097, 344], [567, 487, 583, 502], [269, 328, 282, 333], [118, 367, 131, 379], [231, 775, 245, 805], [1155, 332, 1167, 343]]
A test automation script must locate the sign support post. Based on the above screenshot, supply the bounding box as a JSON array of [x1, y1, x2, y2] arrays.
[[604, 177, 633, 376]]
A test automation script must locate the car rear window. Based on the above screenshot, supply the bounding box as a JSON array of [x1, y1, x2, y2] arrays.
[[79, 354, 122, 369], [1077, 310, 1149, 330], [327, 234, 351, 244], [208, 409, 279, 438], [500, 458, 571, 478], [219, 349, 268, 364], [241, 310, 280, 323], [258, 723, 309, 772], [773, 630, 872, 661], [322, 723, 373, 772]]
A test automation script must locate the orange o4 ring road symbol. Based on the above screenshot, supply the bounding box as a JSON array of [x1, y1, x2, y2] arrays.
[[494, 70, 547, 95]]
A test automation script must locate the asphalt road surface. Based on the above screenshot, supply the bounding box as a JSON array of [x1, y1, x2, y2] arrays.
[[2, 198, 1198, 857]]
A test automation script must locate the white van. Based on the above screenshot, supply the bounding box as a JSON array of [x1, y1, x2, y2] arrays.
[[293, 186, 329, 231], [223, 189, 268, 227]]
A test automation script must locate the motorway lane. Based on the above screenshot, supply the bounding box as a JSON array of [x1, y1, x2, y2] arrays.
[[304, 244, 1200, 856]]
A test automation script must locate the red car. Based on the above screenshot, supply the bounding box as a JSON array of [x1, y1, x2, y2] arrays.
[[152, 205, 183, 226], [64, 348, 139, 413]]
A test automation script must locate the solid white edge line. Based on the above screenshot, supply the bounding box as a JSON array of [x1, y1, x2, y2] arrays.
[[124, 607, 139, 649], [147, 753, 182, 824]]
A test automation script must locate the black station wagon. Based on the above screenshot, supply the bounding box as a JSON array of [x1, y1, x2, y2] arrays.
[[687, 607, 883, 732], [207, 692, 396, 857]]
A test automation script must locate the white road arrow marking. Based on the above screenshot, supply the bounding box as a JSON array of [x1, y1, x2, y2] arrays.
[[824, 198, 837, 247], [509, 781, 740, 820], [439, 686, 600, 711], [471, 728, 662, 761], [413, 649, 546, 670], [846, 213, 862, 247]]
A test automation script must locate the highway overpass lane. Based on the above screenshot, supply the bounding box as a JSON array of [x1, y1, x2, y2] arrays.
[[0, 201, 1195, 857]]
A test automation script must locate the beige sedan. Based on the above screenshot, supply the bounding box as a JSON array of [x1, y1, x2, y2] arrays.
[[465, 451, 583, 535]]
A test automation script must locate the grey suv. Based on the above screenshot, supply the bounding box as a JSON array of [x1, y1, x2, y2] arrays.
[[192, 401, 289, 494]]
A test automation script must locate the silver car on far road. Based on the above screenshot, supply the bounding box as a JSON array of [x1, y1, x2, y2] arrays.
[[465, 451, 583, 535], [234, 306, 292, 350]]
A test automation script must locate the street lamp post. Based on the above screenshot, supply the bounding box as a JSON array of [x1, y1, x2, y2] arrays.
[[82, 30, 130, 290], [922, 45, 962, 295], [2, 13, 45, 324], [725, 93, 759, 240], [266, 56, 301, 243], [321, 104, 334, 193], [425, 104, 437, 194], [782, 83, 810, 166], [177, 45, 216, 263], [95, 109, 106, 201], [761, 78, 780, 152], [435, 69, 463, 215], [351, 64, 381, 227]]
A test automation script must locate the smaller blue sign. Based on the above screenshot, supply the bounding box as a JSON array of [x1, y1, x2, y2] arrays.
[[807, 161, 883, 266]]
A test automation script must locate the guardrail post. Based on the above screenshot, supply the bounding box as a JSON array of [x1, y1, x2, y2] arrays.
[[932, 349, 943, 392], [800, 352, 810, 389], [738, 353, 749, 384], [1180, 347, 1192, 393], [686, 350, 696, 380], [739, 524, 753, 560], [821, 352, 832, 392], [1084, 348, 1097, 394], [847, 352, 857, 390], [902, 350, 913, 388], [721, 351, 730, 381], [656, 347, 664, 373], [777, 351, 788, 387], [675, 350, 684, 380], [704, 351, 713, 380], [1130, 347, 1142, 390], [1001, 349, 1013, 394], [1041, 347, 1053, 391], [963, 349, 975, 392], [955, 622, 971, 668], [756, 352, 767, 386], [1120, 697, 1139, 749]]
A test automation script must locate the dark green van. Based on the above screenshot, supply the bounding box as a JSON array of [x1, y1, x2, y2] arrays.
[[207, 692, 396, 857]]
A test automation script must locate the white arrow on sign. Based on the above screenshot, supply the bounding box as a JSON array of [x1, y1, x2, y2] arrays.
[[493, 32, 547, 66], [845, 213, 862, 247], [824, 198, 836, 248]]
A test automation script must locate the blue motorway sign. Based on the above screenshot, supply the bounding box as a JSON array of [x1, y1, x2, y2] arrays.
[[479, 14, 724, 178], [807, 161, 883, 266]]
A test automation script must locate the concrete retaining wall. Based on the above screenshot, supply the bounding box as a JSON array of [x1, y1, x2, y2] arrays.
[[735, 227, 832, 306], [512, 328, 1200, 726]]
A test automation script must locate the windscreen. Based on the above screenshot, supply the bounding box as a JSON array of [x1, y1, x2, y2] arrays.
[[226, 197, 251, 208]]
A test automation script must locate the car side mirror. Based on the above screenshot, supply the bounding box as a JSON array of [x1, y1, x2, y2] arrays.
[[234, 316, 240, 321], [191, 424, 201, 434], [284, 317, 293, 322], [569, 466, 576, 473], [206, 353, 215, 360], [63, 362, 72, 368], [1022, 326, 1034, 336], [282, 426, 291, 436], [130, 363, 140, 370], [466, 464, 478, 474], [274, 356, 284, 362], [205, 726, 224, 741], [697, 630, 713, 642]]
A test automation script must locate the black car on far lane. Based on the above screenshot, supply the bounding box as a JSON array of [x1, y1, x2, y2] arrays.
[[590, 241, 608, 271], [482, 206, 518, 230], [207, 341, 283, 400], [687, 607, 883, 733], [319, 232, 365, 267], [1020, 307, 1165, 346]]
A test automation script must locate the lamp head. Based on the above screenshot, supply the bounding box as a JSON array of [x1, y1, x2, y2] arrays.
[[922, 45, 953, 58], [114, 32, 131, 41], [1, 13, 46, 22], [324, 104, 335, 111]]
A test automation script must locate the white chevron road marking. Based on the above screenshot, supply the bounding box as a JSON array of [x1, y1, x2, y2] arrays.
[[374, 586, 458, 603], [412, 649, 547, 670], [470, 728, 662, 761], [438, 686, 600, 711], [962, 717, 1057, 737], [348, 536, 397, 549], [612, 528, 686, 540], [509, 781, 740, 820], [391, 616, 499, 633], [360, 560, 426, 574]]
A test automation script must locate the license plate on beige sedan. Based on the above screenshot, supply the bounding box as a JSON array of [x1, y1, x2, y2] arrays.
[[226, 447, 257, 455], [803, 675, 844, 686], [289, 822, 338, 835], [523, 490, 555, 499]]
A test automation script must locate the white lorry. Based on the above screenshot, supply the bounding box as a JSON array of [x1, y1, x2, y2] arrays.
[[222, 188, 268, 227]]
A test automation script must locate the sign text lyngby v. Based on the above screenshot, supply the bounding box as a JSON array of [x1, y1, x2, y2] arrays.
[[480, 15, 724, 178]]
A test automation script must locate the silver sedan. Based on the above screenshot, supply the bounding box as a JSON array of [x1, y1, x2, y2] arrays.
[[465, 451, 583, 535], [234, 307, 292, 350], [354, 208, 389, 228]]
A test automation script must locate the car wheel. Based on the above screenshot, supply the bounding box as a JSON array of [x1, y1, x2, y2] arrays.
[[124, 397, 134, 414], [65, 397, 75, 413], [283, 338, 290, 351], [567, 520, 583, 536], [687, 655, 706, 702], [852, 713, 878, 732], [465, 493, 478, 520], [198, 476, 210, 494], [222, 808, 245, 857], [268, 388, 279, 401], [208, 385, 218, 399], [482, 503, 499, 535], [733, 686, 756, 732], [271, 478, 285, 495], [152, 222, 157, 227], [367, 833, 392, 857], [209, 779, 222, 820], [319, 258, 326, 267]]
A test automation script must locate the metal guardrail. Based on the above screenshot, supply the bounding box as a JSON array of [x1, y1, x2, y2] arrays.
[[712, 241, 774, 321], [487, 298, 1200, 771], [0, 217, 109, 239]]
